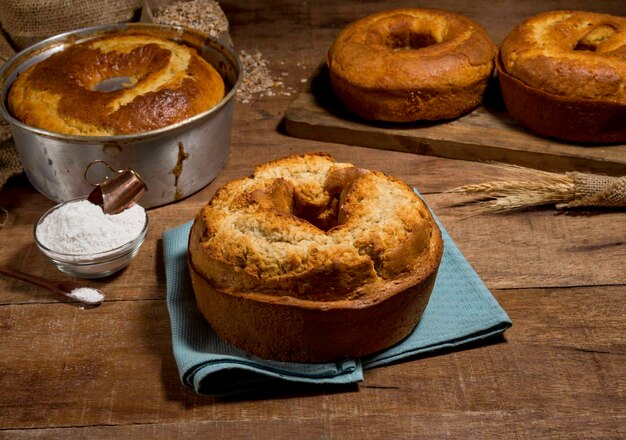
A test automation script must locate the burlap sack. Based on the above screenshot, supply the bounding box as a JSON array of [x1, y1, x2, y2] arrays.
[[0, 46, 21, 193], [0, 119, 20, 191], [0, 27, 15, 63], [0, 0, 141, 50]]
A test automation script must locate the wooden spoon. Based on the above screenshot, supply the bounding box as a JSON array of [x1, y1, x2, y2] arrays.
[[0, 265, 104, 306]]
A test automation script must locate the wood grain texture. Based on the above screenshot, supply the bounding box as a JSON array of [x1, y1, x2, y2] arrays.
[[284, 65, 626, 176], [0, 1, 625, 439], [431, 193, 626, 289], [0, 287, 623, 436]]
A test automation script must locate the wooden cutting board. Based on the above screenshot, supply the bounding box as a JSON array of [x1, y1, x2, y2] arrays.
[[284, 65, 626, 176]]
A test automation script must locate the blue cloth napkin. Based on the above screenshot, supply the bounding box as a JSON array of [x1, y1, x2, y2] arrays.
[[163, 222, 362, 397], [163, 201, 511, 396]]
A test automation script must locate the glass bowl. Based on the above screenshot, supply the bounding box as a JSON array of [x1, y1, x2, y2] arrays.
[[33, 199, 148, 279]]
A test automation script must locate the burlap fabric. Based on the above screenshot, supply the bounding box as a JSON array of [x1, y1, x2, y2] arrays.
[[0, 47, 21, 193], [0, 119, 20, 191], [560, 172, 626, 208], [0, 113, 15, 226], [0, 0, 141, 50], [0, 27, 15, 63]]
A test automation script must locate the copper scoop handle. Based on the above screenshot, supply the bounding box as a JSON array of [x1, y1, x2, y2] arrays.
[[84, 160, 147, 215], [84, 160, 121, 187]]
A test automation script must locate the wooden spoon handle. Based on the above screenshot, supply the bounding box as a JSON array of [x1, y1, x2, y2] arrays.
[[0, 265, 102, 305], [0, 265, 56, 292]]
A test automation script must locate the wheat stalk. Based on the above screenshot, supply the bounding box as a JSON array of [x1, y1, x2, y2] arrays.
[[447, 164, 577, 213]]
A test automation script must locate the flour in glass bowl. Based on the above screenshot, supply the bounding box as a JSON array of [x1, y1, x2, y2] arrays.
[[36, 200, 146, 256]]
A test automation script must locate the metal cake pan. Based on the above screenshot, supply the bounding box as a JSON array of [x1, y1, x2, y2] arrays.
[[0, 23, 241, 208]]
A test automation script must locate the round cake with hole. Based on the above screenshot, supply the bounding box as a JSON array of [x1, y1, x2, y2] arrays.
[[8, 31, 225, 136], [326, 8, 497, 122], [188, 153, 444, 362], [498, 10, 626, 143]]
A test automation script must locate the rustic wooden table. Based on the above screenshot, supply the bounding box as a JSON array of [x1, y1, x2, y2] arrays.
[[1, 1, 625, 438]]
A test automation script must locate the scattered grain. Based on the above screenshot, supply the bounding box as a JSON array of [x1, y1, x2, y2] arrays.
[[236, 49, 294, 103], [153, 0, 229, 39], [152, 2, 295, 104]]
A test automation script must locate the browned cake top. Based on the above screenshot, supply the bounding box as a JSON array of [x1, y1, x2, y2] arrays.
[[327, 8, 496, 91], [500, 10, 626, 102], [188, 153, 443, 303], [8, 32, 225, 135]]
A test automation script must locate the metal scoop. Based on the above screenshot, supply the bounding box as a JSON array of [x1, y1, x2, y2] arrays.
[[0, 265, 104, 306], [85, 160, 147, 215]]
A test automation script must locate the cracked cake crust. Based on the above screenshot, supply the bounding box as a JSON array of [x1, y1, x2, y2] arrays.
[[188, 153, 443, 362]]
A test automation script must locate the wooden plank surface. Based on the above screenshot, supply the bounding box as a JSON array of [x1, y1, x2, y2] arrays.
[[0, 1, 625, 439], [0, 287, 623, 434], [1, 163, 624, 306], [284, 64, 626, 176]]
